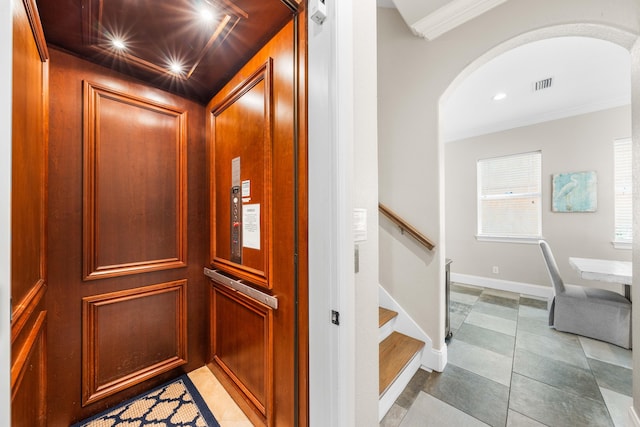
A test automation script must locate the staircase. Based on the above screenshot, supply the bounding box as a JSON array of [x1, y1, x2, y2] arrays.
[[378, 307, 425, 420]]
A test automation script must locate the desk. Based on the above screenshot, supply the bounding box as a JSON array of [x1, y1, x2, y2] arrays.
[[569, 257, 632, 300]]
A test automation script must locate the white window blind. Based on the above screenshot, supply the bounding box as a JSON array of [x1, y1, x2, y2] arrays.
[[614, 138, 632, 243], [477, 151, 542, 238]]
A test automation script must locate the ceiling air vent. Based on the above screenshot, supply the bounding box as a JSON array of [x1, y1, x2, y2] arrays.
[[534, 77, 553, 91]]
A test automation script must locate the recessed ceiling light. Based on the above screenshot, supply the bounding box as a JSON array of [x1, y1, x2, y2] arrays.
[[112, 38, 126, 50], [169, 62, 184, 75], [492, 92, 507, 101], [199, 6, 215, 22]]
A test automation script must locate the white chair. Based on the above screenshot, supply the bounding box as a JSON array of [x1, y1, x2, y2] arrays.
[[538, 240, 631, 349]]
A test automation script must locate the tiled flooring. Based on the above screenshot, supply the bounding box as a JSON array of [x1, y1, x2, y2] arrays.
[[381, 283, 633, 427], [188, 366, 253, 427]]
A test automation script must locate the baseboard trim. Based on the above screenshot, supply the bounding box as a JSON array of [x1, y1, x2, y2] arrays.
[[630, 406, 640, 427], [450, 273, 553, 300], [423, 342, 447, 372]]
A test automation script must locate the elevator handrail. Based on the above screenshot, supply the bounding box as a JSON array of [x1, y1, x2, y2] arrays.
[[204, 267, 278, 309]]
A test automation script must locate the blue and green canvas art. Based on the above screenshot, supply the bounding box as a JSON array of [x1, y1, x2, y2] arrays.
[[552, 171, 597, 212]]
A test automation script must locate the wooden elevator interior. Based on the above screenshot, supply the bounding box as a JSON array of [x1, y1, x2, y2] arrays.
[[10, 0, 308, 425]]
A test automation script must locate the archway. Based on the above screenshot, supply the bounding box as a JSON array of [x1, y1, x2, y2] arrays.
[[439, 23, 639, 425]]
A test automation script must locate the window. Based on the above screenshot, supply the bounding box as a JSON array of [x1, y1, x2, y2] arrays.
[[614, 138, 632, 245], [477, 151, 542, 240]]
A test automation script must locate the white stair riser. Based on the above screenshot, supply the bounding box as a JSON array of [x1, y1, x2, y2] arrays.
[[379, 317, 396, 342], [378, 349, 424, 421]]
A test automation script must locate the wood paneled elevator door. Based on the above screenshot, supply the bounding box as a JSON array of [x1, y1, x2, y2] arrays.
[[206, 16, 307, 427]]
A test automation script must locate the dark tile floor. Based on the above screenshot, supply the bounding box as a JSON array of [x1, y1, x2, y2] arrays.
[[381, 284, 633, 427]]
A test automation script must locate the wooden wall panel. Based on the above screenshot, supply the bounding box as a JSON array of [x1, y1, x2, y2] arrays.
[[210, 282, 273, 422], [11, 0, 49, 425], [206, 19, 302, 427], [83, 82, 188, 280], [47, 48, 208, 425], [266, 21, 299, 427], [210, 60, 272, 287], [11, 0, 48, 335], [82, 280, 187, 405], [11, 311, 47, 427]]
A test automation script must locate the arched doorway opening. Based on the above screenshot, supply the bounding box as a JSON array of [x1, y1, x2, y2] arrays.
[[439, 23, 638, 426]]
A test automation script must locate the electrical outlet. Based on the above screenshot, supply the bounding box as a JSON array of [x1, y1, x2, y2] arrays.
[[492, 266, 499, 274]]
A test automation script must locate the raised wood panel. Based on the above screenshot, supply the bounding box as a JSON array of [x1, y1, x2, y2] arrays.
[[210, 59, 272, 288], [82, 280, 188, 406], [11, 0, 48, 425], [47, 49, 207, 425], [11, 0, 48, 323], [11, 280, 46, 346], [11, 311, 47, 427], [210, 281, 273, 423], [83, 82, 188, 280], [19, 0, 48, 61]]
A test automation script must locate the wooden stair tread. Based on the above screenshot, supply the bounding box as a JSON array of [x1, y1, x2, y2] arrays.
[[379, 331, 424, 395], [379, 307, 398, 328]]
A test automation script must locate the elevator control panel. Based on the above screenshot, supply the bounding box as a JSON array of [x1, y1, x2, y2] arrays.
[[231, 185, 242, 263]]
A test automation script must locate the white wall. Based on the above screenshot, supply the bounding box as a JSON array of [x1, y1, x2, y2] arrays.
[[0, 0, 12, 423], [445, 106, 632, 289], [377, 0, 640, 362], [308, 0, 379, 425], [308, 4, 342, 424], [351, 0, 380, 425]]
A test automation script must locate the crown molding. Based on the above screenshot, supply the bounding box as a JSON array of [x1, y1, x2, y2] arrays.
[[411, 0, 508, 40]]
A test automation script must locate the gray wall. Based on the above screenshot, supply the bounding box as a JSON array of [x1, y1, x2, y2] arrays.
[[445, 106, 632, 289]]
